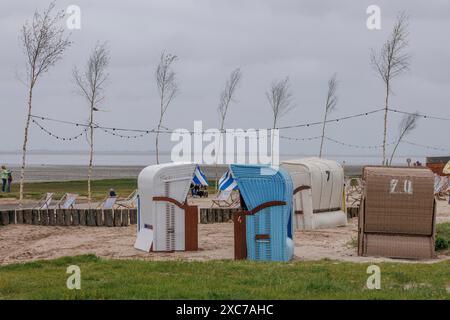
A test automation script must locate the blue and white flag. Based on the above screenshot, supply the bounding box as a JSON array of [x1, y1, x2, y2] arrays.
[[192, 165, 209, 186], [218, 170, 238, 191]]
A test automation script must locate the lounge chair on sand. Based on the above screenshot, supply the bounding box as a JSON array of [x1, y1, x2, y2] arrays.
[[116, 189, 138, 208], [210, 190, 239, 208], [345, 177, 362, 206], [55, 193, 78, 209], [97, 196, 117, 209], [434, 175, 449, 200], [33, 192, 54, 210]]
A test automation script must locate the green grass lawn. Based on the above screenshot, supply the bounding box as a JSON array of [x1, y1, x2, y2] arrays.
[[0, 255, 449, 299], [0, 179, 138, 201], [0, 179, 217, 201], [436, 223, 450, 250]]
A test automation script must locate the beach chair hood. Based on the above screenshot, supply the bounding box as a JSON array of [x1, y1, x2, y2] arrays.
[[358, 166, 436, 259], [281, 157, 347, 230], [136, 162, 197, 251], [230, 164, 294, 262]]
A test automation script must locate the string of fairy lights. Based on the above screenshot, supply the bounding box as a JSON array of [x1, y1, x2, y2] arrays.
[[29, 107, 449, 151], [31, 118, 88, 141]]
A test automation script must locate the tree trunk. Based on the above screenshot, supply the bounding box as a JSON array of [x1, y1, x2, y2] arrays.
[[155, 99, 163, 165], [155, 126, 160, 164], [87, 106, 94, 208], [19, 85, 34, 206], [382, 82, 390, 165], [389, 131, 406, 166], [389, 140, 401, 166], [319, 112, 328, 158], [271, 118, 277, 165], [214, 124, 224, 192]]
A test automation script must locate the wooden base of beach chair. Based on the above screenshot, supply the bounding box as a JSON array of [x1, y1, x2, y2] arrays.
[[233, 201, 286, 260], [152, 196, 199, 252], [233, 212, 247, 260], [185, 205, 198, 251]]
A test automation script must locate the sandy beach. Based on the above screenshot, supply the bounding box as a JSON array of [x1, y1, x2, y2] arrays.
[[1, 195, 449, 266]]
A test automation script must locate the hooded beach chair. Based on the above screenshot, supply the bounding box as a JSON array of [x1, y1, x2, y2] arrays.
[[281, 158, 347, 230], [134, 162, 198, 252], [33, 192, 54, 210], [231, 164, 294, 262], [55, 193, 78, 209], [358, 166, 436, 259]]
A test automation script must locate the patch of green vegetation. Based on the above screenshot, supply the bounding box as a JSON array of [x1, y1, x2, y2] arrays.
[[346, 237, 358, 248], [436, 223, 450, 251], [0, 255, 449, 299], [0, 179, 217, 201], [1, 179, 137, 201]]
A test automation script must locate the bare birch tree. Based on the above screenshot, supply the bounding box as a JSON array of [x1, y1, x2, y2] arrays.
[[215, 68, 241, 189], [319, 73, 338, 158], [155, 52, 178, 164], [389, 112, 418, 165], [218, 68, 242, 135], [267, 77, 294, 129], [73, 42, 110, 207], [19, 2, 72, 205], [266, 77, 294, 162], [371, 12, 410, 165]]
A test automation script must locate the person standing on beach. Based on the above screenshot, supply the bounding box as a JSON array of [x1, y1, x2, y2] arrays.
[[7, 169, 12, 193], [1, 165, 11, 193]]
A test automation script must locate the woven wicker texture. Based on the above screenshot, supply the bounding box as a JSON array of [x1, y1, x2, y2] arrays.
[[364, 234, 434, 259], [363, 167, 434, 235]]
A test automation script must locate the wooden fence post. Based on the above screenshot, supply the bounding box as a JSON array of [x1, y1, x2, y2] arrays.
[[48, 209, 56, 226], [79, 209, 87, 226], [207, 209, 214, 224], [72, 209, 80, 226], [129, 208, 137, 225], [113, 209, 122, 227], [0, 211, 9, 225], [200, 208, 205, 224], [16, 209, 24, 224], [7, 210, 16, 224], [96, 210, 103, 226], [104, 209, 113, 227], [87, 209, 96, 226], [23, 209, 32, 224], [55, 209, 65, 225], [121, 209, 129, 226], [31, 209, 40, 225], [64, 209, 72, 226], [39, 209, 49, 225]]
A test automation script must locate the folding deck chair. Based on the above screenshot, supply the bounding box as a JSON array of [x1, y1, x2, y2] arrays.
[[55, 193, 78, 209], [434, 176, 449, 200], [210, 190, 239, 208], [33, 192, 54, 209], [345, 177, 362, 206], [97, 196, 117, 209], [116, 189, 138, 208]]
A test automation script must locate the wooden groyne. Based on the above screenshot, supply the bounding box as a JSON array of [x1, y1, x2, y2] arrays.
[[0, 208, 137, 227]]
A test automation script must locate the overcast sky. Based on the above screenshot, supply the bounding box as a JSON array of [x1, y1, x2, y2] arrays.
[[0, 0, 449, 162]]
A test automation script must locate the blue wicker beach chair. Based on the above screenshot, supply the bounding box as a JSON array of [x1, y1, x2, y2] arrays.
[[231, 164, 294, 262]]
